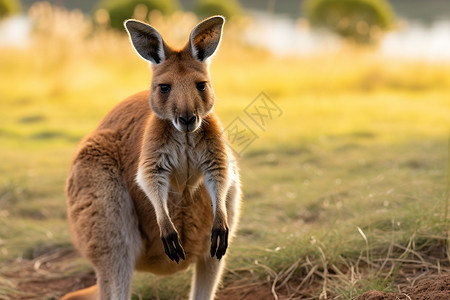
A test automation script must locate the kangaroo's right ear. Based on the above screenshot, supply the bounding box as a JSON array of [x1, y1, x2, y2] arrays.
[[188, 16, 225, 63], [124, 19, 168, 65]]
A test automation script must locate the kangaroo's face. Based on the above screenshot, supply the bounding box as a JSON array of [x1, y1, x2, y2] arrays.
[[125, 17, 224, 133], [150, 52, 214, 132]]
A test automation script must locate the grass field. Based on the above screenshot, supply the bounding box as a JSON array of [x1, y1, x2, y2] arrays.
[[1, 4, 450, 300]]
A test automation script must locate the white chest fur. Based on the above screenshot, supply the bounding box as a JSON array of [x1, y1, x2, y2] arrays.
[[166, 134, 204, 194]]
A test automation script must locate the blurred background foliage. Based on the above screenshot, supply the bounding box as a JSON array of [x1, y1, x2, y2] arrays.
[[194, 0, 243, 20], [0, 0, 21, 18], [94, 0, 244, 31], [3, 0, 397, 43], [96, 0, 180, 30], [304, 0, 395, 44]]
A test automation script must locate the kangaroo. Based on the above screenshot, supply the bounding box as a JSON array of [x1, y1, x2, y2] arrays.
[[62, 16, 241, 300]]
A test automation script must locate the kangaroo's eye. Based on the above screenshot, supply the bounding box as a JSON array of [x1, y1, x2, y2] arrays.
[[159, 84, 171, 94], [196, 82, 206, 92]]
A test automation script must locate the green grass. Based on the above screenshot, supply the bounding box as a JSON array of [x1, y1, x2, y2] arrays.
[[1, 7, 450, 299]]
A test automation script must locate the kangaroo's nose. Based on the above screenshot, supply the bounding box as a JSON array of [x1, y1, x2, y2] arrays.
[[179, 115, 197, 126]]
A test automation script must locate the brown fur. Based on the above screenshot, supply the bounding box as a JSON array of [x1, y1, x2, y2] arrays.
[[63, 16, 240, 300]]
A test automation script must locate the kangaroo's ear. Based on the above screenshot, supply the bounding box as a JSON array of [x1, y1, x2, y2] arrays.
[[188, 16, 224, 63], [124, 19, 168, 65]]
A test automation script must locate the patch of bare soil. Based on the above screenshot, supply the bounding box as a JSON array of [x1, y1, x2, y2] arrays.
[[0, 248, 95, 300], [216, 281, 273, 300]]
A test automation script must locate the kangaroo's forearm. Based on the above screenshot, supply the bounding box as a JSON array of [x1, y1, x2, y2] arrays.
[[204, 171, 229, 219], [136, 163, 170, 223]]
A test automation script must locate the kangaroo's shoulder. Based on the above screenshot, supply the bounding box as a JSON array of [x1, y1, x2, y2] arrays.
[[72, 91, 151, 167], [98, 90, 151, 131]]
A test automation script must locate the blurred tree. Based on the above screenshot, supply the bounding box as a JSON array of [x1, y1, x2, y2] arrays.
[[97, 0, 180, 30], [304, 0, 396, 44], [194, 0, 243, 20], [0, 0, 21, 18]]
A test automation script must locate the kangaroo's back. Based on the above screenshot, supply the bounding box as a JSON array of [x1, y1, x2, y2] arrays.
[[94, 90, 150, 186]]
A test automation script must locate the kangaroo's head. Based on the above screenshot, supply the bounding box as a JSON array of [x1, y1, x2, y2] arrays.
[[125, 16, 224, 133]]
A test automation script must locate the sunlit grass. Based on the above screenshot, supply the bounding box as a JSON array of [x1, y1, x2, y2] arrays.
[[0, 4, 449, 299]]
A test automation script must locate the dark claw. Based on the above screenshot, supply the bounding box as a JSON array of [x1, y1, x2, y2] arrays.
[[161, 236, 173, 261], [161, 232, 185, 263], [210, 226, 229, 260], [210, 229, 218, 258], [174, 236, 186, 261]]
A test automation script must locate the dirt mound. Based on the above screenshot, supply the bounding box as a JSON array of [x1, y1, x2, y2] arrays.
[[355, 275, 450, 300]]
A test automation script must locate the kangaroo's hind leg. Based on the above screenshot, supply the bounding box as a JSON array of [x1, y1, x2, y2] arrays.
[[189, 255, 226, 300], [189, 180, 241, 300], [66, 141, 142, 300]]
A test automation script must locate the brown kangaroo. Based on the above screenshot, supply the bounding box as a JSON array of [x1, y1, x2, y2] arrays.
[[62, 16, 241, 300]]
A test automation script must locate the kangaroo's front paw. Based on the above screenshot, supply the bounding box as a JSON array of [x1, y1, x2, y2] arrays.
[[161, 232, 186, 263], [210, 225, 229, 260]]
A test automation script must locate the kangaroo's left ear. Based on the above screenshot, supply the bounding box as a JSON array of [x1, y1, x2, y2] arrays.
[[188, 16, 225, 63], [124, 19, 169, 65]]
